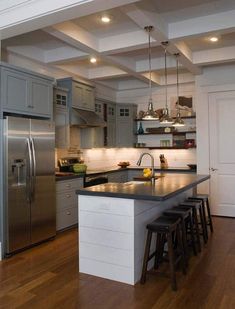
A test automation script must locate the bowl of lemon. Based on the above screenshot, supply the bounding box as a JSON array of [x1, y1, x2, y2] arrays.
[[143, 168, 152, 178]]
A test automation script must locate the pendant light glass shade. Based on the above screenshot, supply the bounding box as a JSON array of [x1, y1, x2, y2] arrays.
[[160, 42, 173, 124], [172, 54, 185, 127], [142, 26, 159, 120]]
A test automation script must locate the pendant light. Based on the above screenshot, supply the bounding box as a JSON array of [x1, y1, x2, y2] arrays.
[[173, 53, 185, 127], [142, 26, 159, 120], [160, 41, 173, 124]]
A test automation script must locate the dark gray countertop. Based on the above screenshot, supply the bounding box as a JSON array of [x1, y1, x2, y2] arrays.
[[55, 166, 196, 181], [76, 173, 210, 201]]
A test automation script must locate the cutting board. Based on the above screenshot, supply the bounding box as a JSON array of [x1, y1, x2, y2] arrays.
[[133, 175, 164, 181]]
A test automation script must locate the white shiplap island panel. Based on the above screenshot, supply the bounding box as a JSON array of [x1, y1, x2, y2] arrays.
[[78, 191, 191, 285]]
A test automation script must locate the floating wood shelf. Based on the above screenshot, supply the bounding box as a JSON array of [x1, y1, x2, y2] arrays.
[[134, 146, 197, 150], [136, 131, 196, 135], [135, 115, 196, 121]]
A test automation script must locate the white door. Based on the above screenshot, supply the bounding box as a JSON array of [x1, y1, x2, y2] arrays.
[[209, 91, 235, 217]]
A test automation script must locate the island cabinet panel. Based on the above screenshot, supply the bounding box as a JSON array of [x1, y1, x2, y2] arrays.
[[108, 171, 128, 183], [1, 66, 53, 118], [56, 178, 83, 231], [78, 189, 193, 285]]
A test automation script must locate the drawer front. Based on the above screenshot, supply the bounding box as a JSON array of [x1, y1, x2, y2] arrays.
[[56, 178, 83, 192], [56, 190, 77, 211], [56, 207, 78, 231]]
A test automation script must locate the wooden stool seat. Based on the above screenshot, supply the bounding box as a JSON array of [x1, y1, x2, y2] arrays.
[[147, 216, 180, 232]]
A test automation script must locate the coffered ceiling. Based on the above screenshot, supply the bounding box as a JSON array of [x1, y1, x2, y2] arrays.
[[2, 0, 235, 90]]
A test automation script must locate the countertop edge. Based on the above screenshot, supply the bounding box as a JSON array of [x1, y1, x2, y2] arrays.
[[76, 174, 210, 201]]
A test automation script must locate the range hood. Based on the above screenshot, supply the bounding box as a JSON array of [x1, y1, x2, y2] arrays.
[[71, 107, 106, 128]]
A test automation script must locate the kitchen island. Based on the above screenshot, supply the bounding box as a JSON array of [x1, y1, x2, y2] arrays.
[[76, 173, 209, 285]]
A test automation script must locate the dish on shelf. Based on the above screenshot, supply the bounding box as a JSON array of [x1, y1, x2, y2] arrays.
[[118, 161, 130, 168]]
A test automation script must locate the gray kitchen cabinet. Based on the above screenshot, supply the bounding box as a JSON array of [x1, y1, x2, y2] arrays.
[[107, 103, 116, 147], [54, 107, 70, 149], [116, 104, 137, 147], [54, 87, 81, 149], [54, 87, 70, 149], [57, 77, 95, 111], [56, 178, 83, 231], [1, 64, 53, 118]]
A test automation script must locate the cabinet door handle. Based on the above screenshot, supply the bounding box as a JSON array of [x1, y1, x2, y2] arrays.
[[66, 184, 71, 188], [66, 211, 71, 215], [66, 194, 71, 198]]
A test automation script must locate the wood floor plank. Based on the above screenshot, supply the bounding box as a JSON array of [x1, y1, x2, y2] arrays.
[[0, 217, 234, 309]]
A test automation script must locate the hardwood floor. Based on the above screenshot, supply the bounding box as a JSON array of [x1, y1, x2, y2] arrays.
[[0, 217, 235, 309]]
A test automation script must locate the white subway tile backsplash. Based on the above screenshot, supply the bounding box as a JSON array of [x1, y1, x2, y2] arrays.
[[56, 147, 196, 170]]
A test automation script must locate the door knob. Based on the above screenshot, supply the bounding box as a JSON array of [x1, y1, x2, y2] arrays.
[[210, 167, 218, 171]]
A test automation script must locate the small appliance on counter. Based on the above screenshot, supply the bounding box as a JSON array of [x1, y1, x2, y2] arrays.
[[58, 157, 82, 172], [57, 157, 108, 187]]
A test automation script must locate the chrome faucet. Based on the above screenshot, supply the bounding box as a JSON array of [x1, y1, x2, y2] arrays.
[[137, 152, 155, 185]]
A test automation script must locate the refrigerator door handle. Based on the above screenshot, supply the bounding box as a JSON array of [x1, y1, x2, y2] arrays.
[[30, 137, 36, 201], [26, 138, 33, 203]]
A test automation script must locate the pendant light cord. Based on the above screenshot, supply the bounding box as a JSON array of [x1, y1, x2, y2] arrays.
[[148, 29, 152, 102], [176, 55, 179, 109], [164, 46, 168, 109]]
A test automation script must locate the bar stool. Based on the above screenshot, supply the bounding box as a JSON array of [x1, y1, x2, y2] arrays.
[[163, 207, 197, 260], [141, 215, 186, 291], [176, 203, 202, 253], [188, 194, 214, 233], [185, 199, 208, 242]]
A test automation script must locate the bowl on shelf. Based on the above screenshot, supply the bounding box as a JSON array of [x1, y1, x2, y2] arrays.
[[187, 164, 197, 171], [118, 161, 130, 168]]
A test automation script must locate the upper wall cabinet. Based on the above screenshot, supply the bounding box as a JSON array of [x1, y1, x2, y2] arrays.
[[57, 78, 95, 111], [1, 64, 54, 118], [116, 104, 137, 147]]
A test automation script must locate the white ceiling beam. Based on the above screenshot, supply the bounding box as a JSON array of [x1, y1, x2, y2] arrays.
[[105, 54, 160, 85], [44, 21, 99, 53], [55, 62, 89, 79], [0, 0, 140, 39], [121, 1, 168, 41], [45, 46, 88, 64], [193, 46, 235, 66], [5, 45, 45, 62], [99, 30, 158, 55], [122, 2, 202, 75], [169, 9, 235, 40], [88, 66, 127, 80], [141, 71, 161, 85], [44, 23, 160, 85], [136, 56, 176, 73]]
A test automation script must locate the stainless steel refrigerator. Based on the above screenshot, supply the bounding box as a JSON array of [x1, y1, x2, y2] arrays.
[[4, 116, 56, 255]]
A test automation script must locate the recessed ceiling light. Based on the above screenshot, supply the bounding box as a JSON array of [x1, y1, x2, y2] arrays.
[[90, 57, 97, 63], [210, 37, 218, 42], [101, 15, 111, 23]]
